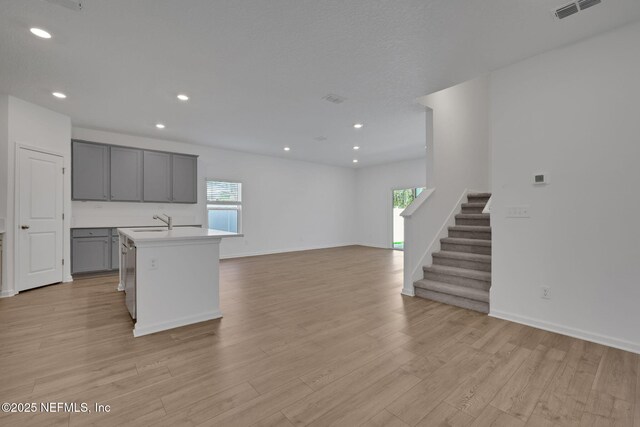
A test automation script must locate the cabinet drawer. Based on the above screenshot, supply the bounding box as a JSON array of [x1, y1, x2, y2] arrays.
[[72, 228, 110, 238]]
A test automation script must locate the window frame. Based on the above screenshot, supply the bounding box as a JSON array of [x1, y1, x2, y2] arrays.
[[206, 179, 243, 233]]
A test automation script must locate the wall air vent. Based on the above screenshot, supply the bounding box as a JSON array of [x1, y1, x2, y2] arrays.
[[555, 3, 580, 19], [578, 0, 602, 10], [554, 0, 604, 19], [322, 94, 346, 104]]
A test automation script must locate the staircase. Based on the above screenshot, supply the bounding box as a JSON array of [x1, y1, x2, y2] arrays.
[[414, 193, 492, 313]]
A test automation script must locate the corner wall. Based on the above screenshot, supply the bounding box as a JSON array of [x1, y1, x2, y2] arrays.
[[0, 96, 72, 296], [490, 21, 640, 352]]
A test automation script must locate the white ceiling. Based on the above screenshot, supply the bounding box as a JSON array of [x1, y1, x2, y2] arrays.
[[1, 1, 640, 167]]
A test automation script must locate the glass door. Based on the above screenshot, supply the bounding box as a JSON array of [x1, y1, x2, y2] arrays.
[[392, 187, 425, 250]]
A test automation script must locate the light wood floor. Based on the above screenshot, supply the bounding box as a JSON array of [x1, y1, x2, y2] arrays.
[[0, 246, 637, 426]]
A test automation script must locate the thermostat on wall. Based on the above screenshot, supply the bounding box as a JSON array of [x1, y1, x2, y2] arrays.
[[533, 173, 548, 185]]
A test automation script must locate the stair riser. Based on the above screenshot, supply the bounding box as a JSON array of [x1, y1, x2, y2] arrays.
[[423, 271, 490, 291], [415, 288, 489, 314], [456, 218, 490, 227], [433, 257, 491, 272], [467, 196, 490, 204], [449, 229, 491, 240], [461, 206, 485, 214], [441, 242, 491, 255]]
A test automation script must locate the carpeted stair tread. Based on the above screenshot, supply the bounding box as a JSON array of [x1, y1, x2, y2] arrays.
[[432, 251, 491, 263], [414, 288, 489, 313], [461, 203, 487, 209], [455, 214, 490, 219], [441, 237, 491, 247], [448, 225, 491, 232], [414, 279, 490, 303], [423, 264, 491, 281]]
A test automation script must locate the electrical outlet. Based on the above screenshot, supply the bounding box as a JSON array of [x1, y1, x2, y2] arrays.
[[149, 258, 158, 270], [541, 286, 551, 300], [506, 206, 530, 218]]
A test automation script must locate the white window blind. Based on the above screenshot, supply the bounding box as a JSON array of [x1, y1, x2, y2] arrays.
[[207, 181, 241, 203], [207, 180, 242, 233]]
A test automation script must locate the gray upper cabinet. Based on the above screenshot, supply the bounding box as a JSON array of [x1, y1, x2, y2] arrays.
[[110, 147, 143, 201], [72, 140, 197, 204], [172, 154, 197, 203], [72, 141, 109, 201], [143, 151, 172, 202]]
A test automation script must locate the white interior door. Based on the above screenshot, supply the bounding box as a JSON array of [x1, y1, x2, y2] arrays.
[[18, 148, 64, 291]]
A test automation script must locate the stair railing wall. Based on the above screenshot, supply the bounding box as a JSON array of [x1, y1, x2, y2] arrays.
[[401, 188, 481, 296]]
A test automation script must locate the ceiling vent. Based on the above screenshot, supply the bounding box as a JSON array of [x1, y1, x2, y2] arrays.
[[45, 0, 83, 11], [322, 94, 346, 104], [555, 3, 580, 19], [578, 0, 601, 10], [554, 0, 603, 19]]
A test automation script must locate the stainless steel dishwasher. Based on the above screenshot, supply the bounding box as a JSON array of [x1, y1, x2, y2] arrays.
[[123, 238, 137, 319]]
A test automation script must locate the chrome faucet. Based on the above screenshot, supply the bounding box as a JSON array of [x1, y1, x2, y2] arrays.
[[153, 214, 173, 230]]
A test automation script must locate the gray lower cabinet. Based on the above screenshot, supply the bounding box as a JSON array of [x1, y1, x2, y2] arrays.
[[110, 146, 143, 201], [71, 235, 111, 274], [143, 151, 172, 202], [72, 141, 109, 201], [172, 154, 197, 203], [71, 228, 119, 274]]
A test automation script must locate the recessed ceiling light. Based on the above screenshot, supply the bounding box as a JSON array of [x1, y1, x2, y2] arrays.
[[353, 146, 360, 150], [353, 159, 359, 163], [155, 123, 166, 129], [30, 28, 52, 39], [353, 123, 364, 129], [284, 147, 290, 151], [52, 92, 66, 99], [177, 94, 189, 101]]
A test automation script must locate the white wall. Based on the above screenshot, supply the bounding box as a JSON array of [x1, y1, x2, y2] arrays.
[[490, 21, 640, 353], [402, 76, 492, 294], [0, 96, 72, 296], [71, 128, 358, 259], [355, 158, 426, 248]]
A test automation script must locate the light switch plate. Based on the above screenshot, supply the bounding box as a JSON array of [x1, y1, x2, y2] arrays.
[[506, 206, 530, 218]]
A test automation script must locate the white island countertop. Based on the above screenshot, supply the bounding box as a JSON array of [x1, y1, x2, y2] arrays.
[[118, 227, 242, 243]]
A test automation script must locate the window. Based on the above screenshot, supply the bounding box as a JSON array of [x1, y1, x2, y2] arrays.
[[207, 180, 242, 233]]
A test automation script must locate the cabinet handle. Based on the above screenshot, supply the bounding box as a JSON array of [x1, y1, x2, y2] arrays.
[[21, 225, 30, 230]]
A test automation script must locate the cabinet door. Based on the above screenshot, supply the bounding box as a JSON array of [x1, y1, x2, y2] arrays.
[[143, 151, 172, 202], [72, 141, 109, 200], [71, 237, 110, 273], [111, 236, 120, 270], [110, 147, 143, 201], [171, 154, 197, 203]]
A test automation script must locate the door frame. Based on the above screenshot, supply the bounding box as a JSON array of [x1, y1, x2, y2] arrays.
[[14, 143, 66, 292]]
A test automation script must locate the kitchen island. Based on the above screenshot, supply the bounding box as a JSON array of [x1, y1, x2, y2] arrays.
[[117, 226, 240, 337]]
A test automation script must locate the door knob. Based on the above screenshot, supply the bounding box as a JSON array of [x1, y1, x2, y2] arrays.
[[21, 225, 30, 230]]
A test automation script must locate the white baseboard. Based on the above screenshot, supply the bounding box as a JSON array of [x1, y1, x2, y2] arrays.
[[63, 275, 73, 283], [133, 310, 223, 337], [220, 242, 358, 259], [401, 289, 415, 297], [0, 289, 17, 298], [490, 309, 640, 355]]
